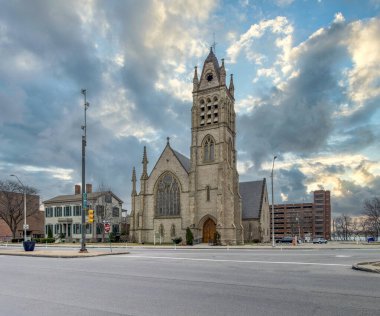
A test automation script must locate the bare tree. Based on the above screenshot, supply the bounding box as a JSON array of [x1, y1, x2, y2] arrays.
[[95, 183, 114, 242], [363, 198, 380, 240], [334, 214, 353, 241], [350, 218, 361, 241], [0, 180, 39, 239]]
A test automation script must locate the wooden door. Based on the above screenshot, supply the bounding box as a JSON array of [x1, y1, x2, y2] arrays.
[[203, 218, 216, 243]]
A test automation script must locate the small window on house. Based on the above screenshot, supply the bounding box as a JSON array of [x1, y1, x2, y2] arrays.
[[206, 186, 210, 201], [96, 205, 105, 218], [112, 207, 120, 217]]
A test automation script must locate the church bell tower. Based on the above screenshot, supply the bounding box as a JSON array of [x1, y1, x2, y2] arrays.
[[189, 47, 243, 245]]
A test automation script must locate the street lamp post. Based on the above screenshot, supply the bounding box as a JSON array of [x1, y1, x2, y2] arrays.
[[10, 174, 27, 242], [80, 89, 90, 253], [271, 156, 277, 247]]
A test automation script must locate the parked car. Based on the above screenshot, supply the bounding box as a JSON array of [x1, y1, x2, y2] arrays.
[[367, 237, 375, 243], [312, 238, 328, 244], [276, 236, 294, 244]]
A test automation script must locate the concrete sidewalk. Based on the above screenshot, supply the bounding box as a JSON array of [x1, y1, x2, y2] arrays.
[[0, 247, 128, 258]]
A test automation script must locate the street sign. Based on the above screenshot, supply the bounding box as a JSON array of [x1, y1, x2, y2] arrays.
[[23, 224, 29, 230], [82, 192, 87, 208], [104, 223, 111, 233]]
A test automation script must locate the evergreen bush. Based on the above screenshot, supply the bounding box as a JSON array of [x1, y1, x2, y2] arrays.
[[214, 231, 221, 245], [186, 227, 193, 245]]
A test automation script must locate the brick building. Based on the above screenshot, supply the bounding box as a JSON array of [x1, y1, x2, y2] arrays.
[[271, 190, 331, 241], [0, 191, 43, 241]]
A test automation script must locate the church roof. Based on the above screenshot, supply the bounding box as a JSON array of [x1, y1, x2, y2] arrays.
[[203, 47, 220, 79], [239, 179, 266, 220], [172, 150, 191, 173]]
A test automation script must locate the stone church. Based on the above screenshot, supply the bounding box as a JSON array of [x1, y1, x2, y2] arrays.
[[129, 48, 270, 245]]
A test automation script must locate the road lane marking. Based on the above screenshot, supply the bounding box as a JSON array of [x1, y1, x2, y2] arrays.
[[122, 255, 351, 267]]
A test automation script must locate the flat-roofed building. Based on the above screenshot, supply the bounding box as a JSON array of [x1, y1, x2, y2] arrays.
[[271, 190, 331, 241]]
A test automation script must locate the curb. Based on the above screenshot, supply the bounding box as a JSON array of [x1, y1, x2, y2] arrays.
[[0, 251, 129, 259], [352, 262, 380, 273]]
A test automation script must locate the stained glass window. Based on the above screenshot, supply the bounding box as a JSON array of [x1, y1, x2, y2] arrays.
[[156, 173, 180, 216]]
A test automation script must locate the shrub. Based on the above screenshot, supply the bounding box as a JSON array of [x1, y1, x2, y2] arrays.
[[36, 238, 55, 243], [172, 237, 182, 244], [186, 227, 193, 245], [109, 232, 116, 242], [214, 231, 221, 246]]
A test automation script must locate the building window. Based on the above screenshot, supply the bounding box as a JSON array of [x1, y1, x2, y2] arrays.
[[206, 186, 210, 201], [170, 224, 176, 237], [55, 206, 62, 217], [85, 224, 92, 234], [155, 173, 180, 216], [96, 223, 103, 234], [64, 206, 71, 217], [54, 224, 60, 235], [112, 207, 120, 217], [112, 224, 119, 233], [96, 205, 105, 218], [73, 223, 81, 234], [73, 205, 81, 216], [45, 224, 53, 236], [45, 207, 53, 218], [203, 135, 215, 162]]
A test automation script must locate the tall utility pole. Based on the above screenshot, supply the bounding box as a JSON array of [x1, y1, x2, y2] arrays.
[[80, 89, 90, 253], [271, 155, 277, 247]]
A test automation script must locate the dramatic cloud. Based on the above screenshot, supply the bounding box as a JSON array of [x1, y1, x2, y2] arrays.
[[233, 14, 380, 215], [0, 1, 379, 216]]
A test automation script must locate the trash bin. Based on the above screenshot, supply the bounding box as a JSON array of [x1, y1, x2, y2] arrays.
[[23, 241, 36, 251]]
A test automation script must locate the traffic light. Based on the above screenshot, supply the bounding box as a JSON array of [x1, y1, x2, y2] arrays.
[[88, 209, 94, 223]]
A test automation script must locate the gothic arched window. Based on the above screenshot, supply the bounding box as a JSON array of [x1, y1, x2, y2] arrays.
[[206, 186, 210, 201], [156, 173, 180, 216], [228, 139, 233, 166], [203, 135, 215, 162]]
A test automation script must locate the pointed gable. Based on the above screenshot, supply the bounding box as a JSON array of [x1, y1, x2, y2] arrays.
[[150, 142, 191, 176]]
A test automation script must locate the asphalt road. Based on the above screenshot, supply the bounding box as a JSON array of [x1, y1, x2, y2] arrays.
[[1, 248, 379, 316]]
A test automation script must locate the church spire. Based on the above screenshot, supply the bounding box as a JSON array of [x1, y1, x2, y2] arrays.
[[220, 58, 226, 85], [193, 66, 199, 92], [141, 146, 148, 180], [131, 166, 137, 196], [229, 74, 234, 98]]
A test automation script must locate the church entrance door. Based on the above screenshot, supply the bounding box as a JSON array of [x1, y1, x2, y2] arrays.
[[203, 218, 216, 243]]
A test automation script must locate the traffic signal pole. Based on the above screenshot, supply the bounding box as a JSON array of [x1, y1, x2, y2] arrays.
[[80, 89, 89, 253]]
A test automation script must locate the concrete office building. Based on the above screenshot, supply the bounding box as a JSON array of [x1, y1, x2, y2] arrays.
[[271, 190, 331, 241]]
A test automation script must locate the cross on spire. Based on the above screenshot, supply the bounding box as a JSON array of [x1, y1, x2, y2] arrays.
[[212, 32, 217, 53]]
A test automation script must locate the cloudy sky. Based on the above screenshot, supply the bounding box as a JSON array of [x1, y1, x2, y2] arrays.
[[1, 0, 379, 216]]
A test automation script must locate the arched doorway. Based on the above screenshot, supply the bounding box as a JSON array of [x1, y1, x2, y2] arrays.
[[203, 218, 216, 243]]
